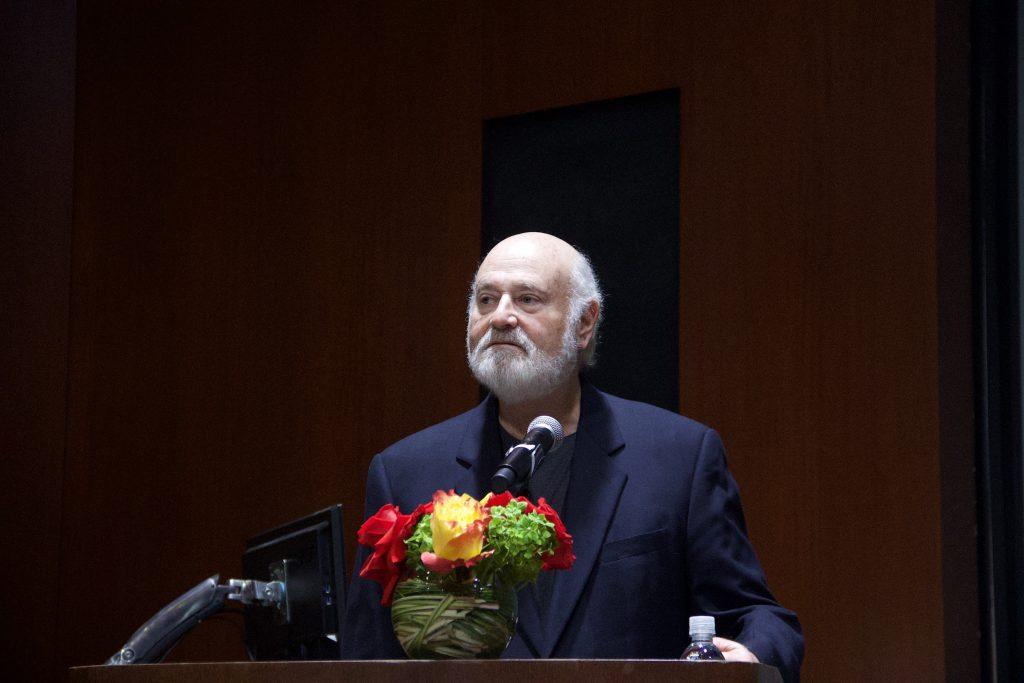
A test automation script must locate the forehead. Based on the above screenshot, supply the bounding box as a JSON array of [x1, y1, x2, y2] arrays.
[[474, 242, 570, 291]]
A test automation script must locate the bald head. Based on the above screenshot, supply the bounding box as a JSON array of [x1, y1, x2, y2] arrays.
[[477, 232, 580, 293]]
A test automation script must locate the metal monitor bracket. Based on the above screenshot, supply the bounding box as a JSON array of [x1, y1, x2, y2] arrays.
[[107, 564, 291, 665], [226, 558, 291, 624]]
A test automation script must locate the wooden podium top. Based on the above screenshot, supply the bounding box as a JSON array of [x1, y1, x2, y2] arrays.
[[71, 660, 782, 682]]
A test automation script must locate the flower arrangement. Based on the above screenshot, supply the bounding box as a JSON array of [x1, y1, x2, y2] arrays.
[[356, 489, 575, 658]]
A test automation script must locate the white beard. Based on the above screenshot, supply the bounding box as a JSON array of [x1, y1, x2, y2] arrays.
[[466, 321, 579, 404]]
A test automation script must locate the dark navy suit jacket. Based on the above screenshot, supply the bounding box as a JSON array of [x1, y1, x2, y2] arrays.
[[341, 381, 803, 681]]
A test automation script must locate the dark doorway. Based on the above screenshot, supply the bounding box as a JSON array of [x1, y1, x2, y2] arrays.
[[482, 89, 680, 412]]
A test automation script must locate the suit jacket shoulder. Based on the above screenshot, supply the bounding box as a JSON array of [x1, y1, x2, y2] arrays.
[[366, 397, 499, 508], [375, 400, 485, 468], [599, 391, 714, 446]]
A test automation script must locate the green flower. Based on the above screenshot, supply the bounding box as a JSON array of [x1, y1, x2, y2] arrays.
[[479, 500, 556, 586]]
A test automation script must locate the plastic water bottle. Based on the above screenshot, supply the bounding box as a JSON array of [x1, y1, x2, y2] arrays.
[[681, 615, 725, 660]]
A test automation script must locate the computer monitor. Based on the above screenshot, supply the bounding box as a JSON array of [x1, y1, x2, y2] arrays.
[[242, 504, 346, 659]]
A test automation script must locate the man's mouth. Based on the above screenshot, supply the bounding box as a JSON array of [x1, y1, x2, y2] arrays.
[[486, 341, 523, 351]]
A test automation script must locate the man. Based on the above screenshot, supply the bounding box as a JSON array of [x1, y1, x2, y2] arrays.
[[342, 233, 803, 680]]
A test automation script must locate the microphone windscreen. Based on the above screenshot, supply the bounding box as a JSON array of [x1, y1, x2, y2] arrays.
[[528, 415, 565, 451]]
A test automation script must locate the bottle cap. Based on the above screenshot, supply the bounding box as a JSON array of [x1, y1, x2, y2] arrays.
[[689, 615, 716, 636]]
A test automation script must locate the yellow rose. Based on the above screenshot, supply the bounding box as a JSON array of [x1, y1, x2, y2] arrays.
[[430, 490, 488, 561]]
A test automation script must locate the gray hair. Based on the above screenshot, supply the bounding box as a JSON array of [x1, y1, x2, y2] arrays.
[[568, 250, 603, 367]]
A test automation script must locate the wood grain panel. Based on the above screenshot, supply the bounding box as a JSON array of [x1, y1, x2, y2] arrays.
[[62, 0, 480, 671], [52, 1, 973, 681], [0, 2, 75, 681], [677, 4, 946, 679], [69, 660, 782, 683]]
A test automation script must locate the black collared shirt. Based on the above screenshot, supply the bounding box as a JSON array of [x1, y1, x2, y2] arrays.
[[498, 424, 576, 621]]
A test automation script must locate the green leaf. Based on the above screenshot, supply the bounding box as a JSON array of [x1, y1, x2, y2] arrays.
[[405, 514, 434, 568]]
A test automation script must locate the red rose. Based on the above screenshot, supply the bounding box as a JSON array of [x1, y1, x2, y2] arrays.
[[356, 502, 432, 605], [534, 498, 575, 570], [482, 491, 514, 509], [356, 504, 401, 546]]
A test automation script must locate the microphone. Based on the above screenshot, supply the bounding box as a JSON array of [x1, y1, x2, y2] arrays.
[[490, 416, 565, 494]]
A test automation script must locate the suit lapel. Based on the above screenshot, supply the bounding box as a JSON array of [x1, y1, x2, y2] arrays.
[[449, 394, 502, 499], [540, 382, 626, 657]]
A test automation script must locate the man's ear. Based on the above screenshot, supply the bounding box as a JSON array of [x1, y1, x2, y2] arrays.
[[576, 300, 600, 350]]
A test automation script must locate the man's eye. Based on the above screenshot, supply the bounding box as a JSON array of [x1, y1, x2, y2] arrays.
[[478, 295, 494, 306], [520, 295, 538, 305]]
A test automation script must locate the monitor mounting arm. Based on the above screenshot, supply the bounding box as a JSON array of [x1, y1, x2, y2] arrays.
[[107, 570, 290, 665]]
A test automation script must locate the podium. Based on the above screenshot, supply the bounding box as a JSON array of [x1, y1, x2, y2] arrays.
[[71, 660, 782, 682]]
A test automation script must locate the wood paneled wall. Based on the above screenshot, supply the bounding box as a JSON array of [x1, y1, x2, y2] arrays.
[[3, 2, 974, 680], [0, 2, 76, 681]]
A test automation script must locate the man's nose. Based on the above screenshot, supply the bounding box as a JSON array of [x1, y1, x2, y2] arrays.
[[491, 294, 518, 329]]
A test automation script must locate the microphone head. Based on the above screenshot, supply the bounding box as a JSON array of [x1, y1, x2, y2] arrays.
[[528, 415, 565, 451]]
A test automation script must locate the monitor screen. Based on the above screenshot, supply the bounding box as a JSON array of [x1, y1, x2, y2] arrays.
[[242, 504, 346, 659]]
